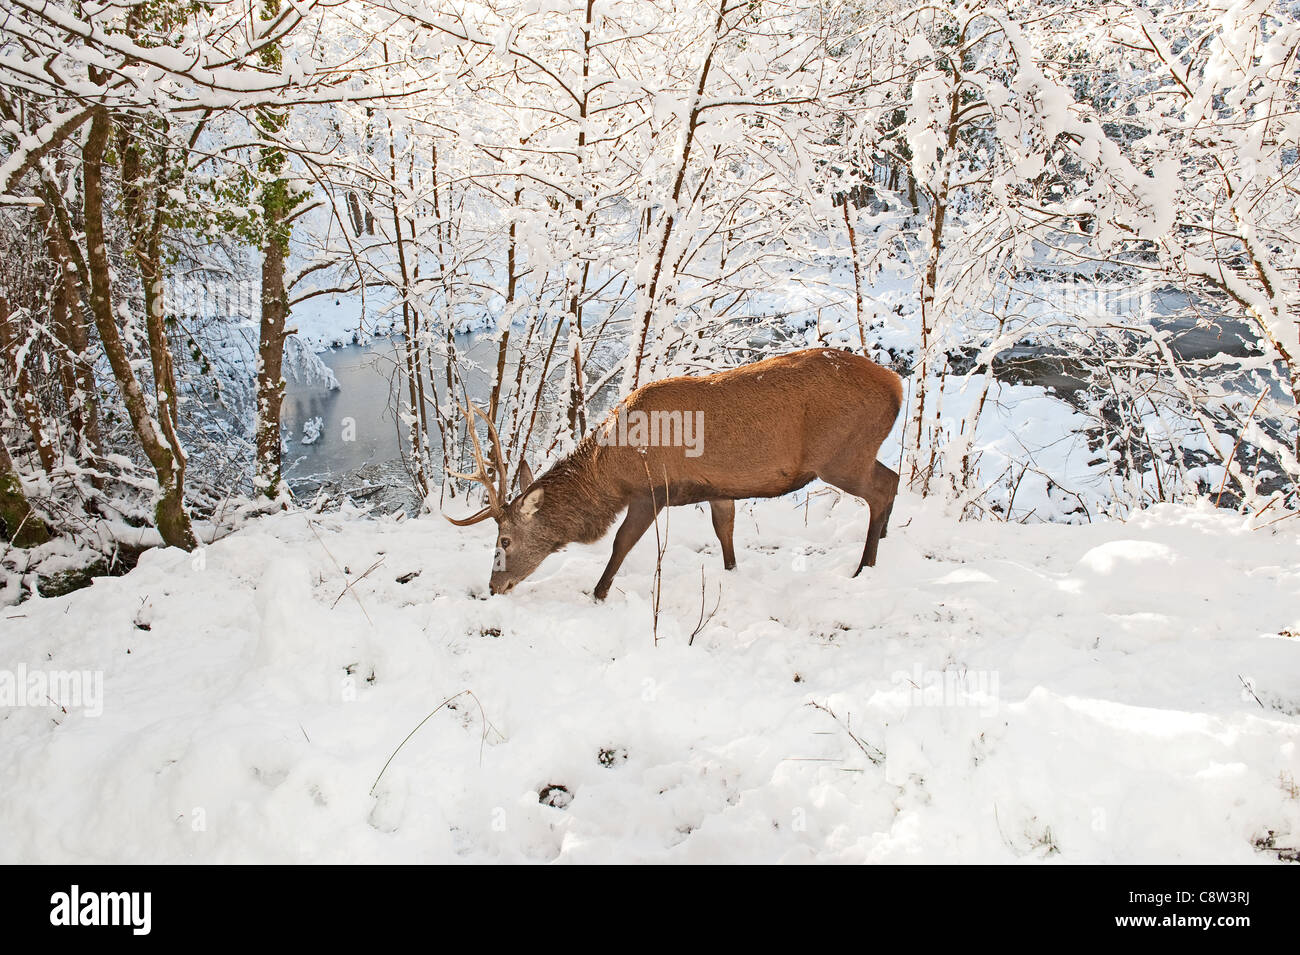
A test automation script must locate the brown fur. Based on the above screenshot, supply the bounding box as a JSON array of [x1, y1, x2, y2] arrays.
[[482, 348, 904, 597]]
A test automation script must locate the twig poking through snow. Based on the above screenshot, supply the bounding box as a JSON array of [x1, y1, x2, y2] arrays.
[[306, 517, 373, 625], [370, 689, 502, 795], [331, 557, 385, 609], [1238, 675, 1264, 709], [807, 700, 885, 765], [688, 566, 722, 647]]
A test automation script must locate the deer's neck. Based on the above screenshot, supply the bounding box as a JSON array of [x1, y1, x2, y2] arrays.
[[540, 436, 630, 545]]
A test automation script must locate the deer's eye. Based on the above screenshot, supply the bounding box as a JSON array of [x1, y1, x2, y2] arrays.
[[500, 537, 511, 549]]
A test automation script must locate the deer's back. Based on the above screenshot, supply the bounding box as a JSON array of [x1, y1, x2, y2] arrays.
[[603, 349, 902, 503]]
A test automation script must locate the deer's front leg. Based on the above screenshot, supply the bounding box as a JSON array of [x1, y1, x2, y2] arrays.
[[594, 496, 659, 601]]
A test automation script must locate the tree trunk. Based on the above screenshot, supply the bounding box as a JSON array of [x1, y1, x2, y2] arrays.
[[491, 184, 521, 485], [908, 79, 962, 493], [31, 162, 104, 475], [0, 295, 57, 473], [253, 4, 293, 501], [44, 216, 102, 459], [140, 207, 191, 512], [387, 116, 429, 499], [256, 216, 289, 498], [565, 1, 595, 440], [0, 433, 47, 546], [82, 105, 196, 549], [843, 200, 867, 352]]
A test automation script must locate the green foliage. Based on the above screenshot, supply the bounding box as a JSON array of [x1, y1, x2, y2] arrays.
[[0, 471, 49, 547]]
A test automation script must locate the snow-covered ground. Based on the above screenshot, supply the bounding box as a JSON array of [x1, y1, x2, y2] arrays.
[[2, 492, 1297, 863]]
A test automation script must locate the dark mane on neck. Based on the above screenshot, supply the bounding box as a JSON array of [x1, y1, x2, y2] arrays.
[[534, 435, 628, 544]]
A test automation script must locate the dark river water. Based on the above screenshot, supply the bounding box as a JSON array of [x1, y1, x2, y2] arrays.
[[281, 330, 503, 489]]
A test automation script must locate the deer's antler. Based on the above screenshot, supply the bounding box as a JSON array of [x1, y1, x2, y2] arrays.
[[443, 400, 508, 526]]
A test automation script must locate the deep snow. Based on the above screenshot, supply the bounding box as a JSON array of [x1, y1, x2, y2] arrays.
[[1, 492, 1297, 863]]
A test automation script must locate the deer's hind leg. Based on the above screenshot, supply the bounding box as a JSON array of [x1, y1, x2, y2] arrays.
[[709, 499, 737, 570], [816, 459, 899, 576], [856, 462, 898, 574]]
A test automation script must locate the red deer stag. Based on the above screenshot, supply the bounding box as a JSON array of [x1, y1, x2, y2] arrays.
[[444, 348, 902, 599]]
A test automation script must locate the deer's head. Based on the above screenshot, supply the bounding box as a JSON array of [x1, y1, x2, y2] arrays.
[[490, 467, 565, 594], [442, 404, 560, 595]]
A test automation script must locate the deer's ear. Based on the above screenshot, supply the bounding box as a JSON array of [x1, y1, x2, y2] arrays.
[[518, 459, 535, 491], [519, 486, 544, 520]]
